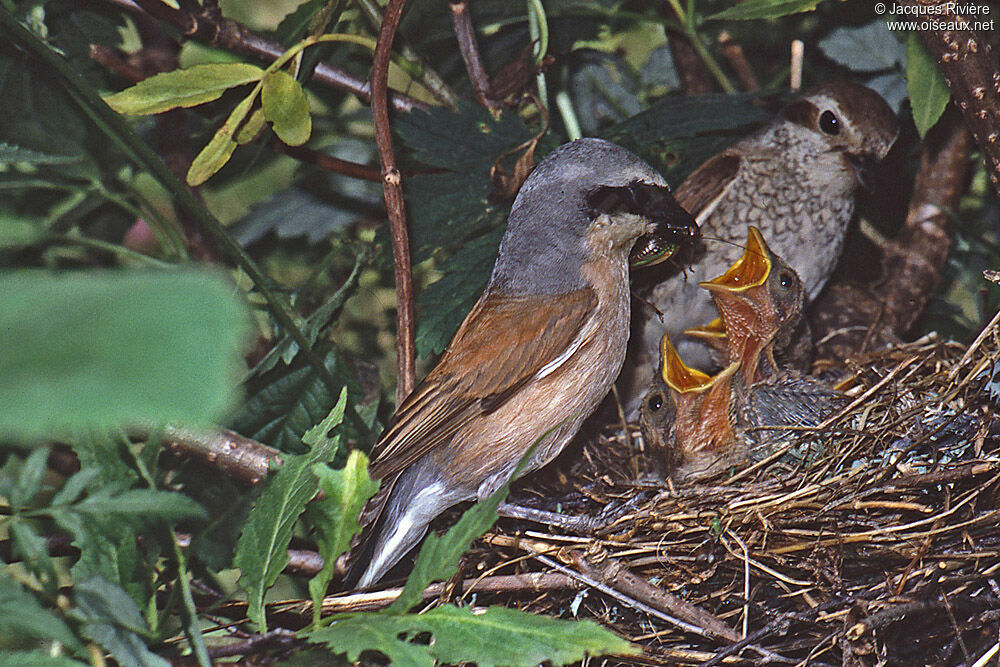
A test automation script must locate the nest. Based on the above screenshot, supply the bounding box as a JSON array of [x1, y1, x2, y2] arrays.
[[449, 312, 1000, 665]]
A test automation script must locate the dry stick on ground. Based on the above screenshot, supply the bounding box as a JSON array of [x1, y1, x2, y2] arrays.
[[372, 0, 417, 404], [449, 1, 500, 112], [901, 0, 1000, 197], [103, 0, 426, 114]]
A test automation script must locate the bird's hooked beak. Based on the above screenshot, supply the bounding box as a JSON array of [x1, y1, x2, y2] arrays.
[[629, 186, 700, 268], [844, 151, 880, 190]]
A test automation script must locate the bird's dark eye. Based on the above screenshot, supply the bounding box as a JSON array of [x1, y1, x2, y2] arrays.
[[647, 393, 663, 412], [778, 272, 794, 289], [819, 110, 840, 135]]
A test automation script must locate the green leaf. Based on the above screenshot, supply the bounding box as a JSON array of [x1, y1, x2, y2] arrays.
[[416, 230, 500, 357], [262, 70, 311, 146], [819, 21, 906, 72], [233, 350, 363, 454], [102, 63, 264, 115], [9, 520, 60, 595], [187, 90, 258, 186], [306, 450, 378, 627], [906, 33, 951, 139], [72, 577, 169, 667], [0, 653, 86, 666], [310, 605, 636, 666], [0, 573, 82, 650], [0, 270, 250, 440], [707, 0, 823, 21], [234, 390, 347, 630], [8, 447, 50, 509], [75, 489, 207, 521], [0, 142, 79, 164]]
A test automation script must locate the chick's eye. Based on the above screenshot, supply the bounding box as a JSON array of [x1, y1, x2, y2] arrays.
[[779, 272, 793, 289], [647, 393, 663, 412], [819, 110, 840, 135]]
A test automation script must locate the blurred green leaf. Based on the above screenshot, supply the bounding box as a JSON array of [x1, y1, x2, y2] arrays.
[[102, 63, 264, 115], [74, 489, 206, 521], [906, 33, 950, 138], [234, 390, 347, 631], [0, 270, 250, 440], [306, 449, 378, 627], [311, 605, 636, 666], [819, 21, 905, 72], [0, 142, 79, 164], [0, 654, 86, 666], [72, 577, 168, 667], [707, 0, 823, 20], [275, 0, 331, 44], [0, 574, 82, 650], [262, 70, 312, 146], [8, 447, 50, 509], [9, 520, 60, 595]]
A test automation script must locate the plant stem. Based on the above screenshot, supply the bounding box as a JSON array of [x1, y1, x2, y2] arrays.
[[664, 0, 736, 94]]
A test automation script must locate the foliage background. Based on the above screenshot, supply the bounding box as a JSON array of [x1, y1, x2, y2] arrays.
[[0, 0, 997, 663]]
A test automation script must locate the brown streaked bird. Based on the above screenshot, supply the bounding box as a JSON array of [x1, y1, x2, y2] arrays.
[[626, 81, 898, 411], [348, 138, 699, 587], [640, 228, 844, 481]]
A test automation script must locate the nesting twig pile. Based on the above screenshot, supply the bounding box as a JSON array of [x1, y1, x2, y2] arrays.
[[455, 313, 1000, 665]]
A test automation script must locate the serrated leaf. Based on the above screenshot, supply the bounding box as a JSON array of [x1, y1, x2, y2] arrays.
[[262, 70, 311, 146], [568, 52, 642, 134], [310, 605, 636, 666], [102, 63, 264, 115], [819, 21, 906, 72], [306, 450, 378, 627], [8, 447, 50, 509], [416, 230, 500, 357], [10, 520, 60, 595], [0, 270, 250, 440], [707, 0, 822, 21], [234, 390, 347, 631], [51, 467, 101, 507], [906, 33, 951, 138], [187, 90, 258, 186], [73, 577, 169, 667], [233, 350, 362, 454], [0, 574, 82, 650]]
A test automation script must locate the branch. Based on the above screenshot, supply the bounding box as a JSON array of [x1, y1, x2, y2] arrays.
[[901, 0, 1000, 196], [268, 139, 382, 182], [131, 425, 282, 485], [372, 0, 417, 405], [103, 0, 427, 114], [879, 110, 972, 334], [449, 1, 500, 111]]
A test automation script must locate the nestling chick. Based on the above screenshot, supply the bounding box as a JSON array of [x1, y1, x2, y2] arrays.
[[641, 228, 844, 481], [627, 81, 898, 410], [348, 138, 699, 587]]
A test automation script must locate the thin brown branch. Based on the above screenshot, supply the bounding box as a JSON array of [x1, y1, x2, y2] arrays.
[[206, 628, 299, 660], [131, 425, 282, 485], [103, 0, 427, 114], [269, 140, 383, 182], [900, 0, 1000, 196], [718, 31, 759, 92], [372, 0, 417, 404], [449, 1, 500, 111]]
